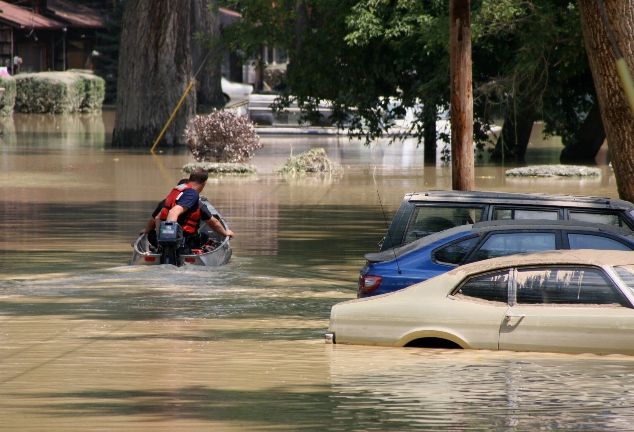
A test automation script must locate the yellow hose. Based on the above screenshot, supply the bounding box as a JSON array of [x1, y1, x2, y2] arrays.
[[150, 79, 196, 154]]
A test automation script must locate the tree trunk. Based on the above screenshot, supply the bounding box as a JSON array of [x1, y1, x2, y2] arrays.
[[578, 1, 634, 200], [449, 0, 474, 190], [191, 0, 224, 110], [112, 0, 193, 148], [295, 0, 309, 55], [560, 102, 605, 164], [423, 102, 437, 164], [490, 96, 536, 164]]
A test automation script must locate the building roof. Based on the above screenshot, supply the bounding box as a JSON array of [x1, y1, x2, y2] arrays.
[[46, 0, 105, 29], [0, 0, 65, 29]]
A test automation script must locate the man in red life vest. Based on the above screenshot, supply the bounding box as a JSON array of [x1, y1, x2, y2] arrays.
[[154, 170, 234, 250]]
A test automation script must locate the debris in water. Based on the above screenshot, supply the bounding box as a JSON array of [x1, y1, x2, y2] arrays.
[[278, 148, 341, 176], [506, 165, 601, 178], [183, 161, 257, 175]]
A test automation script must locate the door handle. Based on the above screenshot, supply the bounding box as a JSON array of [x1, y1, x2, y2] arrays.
[[504, 313, 525, 321]]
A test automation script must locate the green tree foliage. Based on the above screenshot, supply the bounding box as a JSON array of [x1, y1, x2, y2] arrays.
[[475, 1, 595, 162], [220, 1, 295, 54], [221, 1, 596, 161], [338, 0, 450, 142]]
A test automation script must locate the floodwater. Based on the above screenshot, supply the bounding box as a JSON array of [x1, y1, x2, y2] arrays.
[[2, 112, 634, 431]]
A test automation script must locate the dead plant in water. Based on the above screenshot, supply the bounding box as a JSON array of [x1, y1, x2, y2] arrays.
[[184, 110, 262, 163], [278, 148, 341, 176]]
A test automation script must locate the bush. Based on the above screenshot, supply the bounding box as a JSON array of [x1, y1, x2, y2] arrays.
[[15, 72, 82, 113], [70, 70, 105, 112], [278, 148, 341, 175], [0, 75, 16, 116], [14, 71, 105, 114], [184, 110, 262, 163]]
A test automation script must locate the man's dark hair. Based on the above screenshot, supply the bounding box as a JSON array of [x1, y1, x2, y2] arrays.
[[188, 170, 208, 184], [177, 178, 188, 185]]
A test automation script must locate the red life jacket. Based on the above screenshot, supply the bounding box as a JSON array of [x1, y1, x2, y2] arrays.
[[158, 183, 201, 235]]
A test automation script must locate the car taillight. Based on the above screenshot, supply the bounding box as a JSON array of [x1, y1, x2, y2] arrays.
[[358, 275, 382, 295]]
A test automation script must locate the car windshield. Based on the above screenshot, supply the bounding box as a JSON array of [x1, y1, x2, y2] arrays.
[[614, 266, 634, 293]]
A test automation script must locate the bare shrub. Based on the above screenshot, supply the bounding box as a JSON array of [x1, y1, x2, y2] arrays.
[[184, 110, 262, 163]]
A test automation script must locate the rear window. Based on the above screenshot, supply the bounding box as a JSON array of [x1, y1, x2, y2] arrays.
[[455, 270, 509, 303], [434, 236, 480, 265], [404, 206, 483, 244]]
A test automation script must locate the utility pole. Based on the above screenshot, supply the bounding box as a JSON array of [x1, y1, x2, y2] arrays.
[[449, 0, 474, 190]]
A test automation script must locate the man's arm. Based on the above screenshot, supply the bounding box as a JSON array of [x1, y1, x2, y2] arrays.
[[166, 189, 197, 222], [141, 218, 156, 235], [167, 205, 186, 222], [142, 200, 165, 235], [206, 217, 234, 238]]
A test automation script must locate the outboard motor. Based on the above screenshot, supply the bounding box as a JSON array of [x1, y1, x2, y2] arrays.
[[158, 221, 184, 265]]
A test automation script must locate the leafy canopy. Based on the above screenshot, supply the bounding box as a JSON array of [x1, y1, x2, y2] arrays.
[[220, 0, 592, 150]]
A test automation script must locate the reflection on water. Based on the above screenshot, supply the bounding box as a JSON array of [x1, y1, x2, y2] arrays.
[[329, 347, 634, 430], [0, 113, 628, 430]]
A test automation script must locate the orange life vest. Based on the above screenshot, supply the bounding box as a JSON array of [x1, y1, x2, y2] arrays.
[[158, 183, 201, 235]]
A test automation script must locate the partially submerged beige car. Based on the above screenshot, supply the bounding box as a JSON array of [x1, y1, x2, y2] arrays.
[[328, 250, 634, 355]]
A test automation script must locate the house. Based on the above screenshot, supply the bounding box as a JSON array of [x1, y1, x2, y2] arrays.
[[244, 44, 288, 92], [45, 0, 106, 69], [219, 6, 243, 83], [217, 6, 288, 91], [0, 0, 105, 73]]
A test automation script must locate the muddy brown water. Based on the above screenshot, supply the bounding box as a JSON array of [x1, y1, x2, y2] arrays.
[[2, 112, 634, 431]]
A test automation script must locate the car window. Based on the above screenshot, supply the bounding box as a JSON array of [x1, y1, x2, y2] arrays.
[[615, 266, 634, 295], [404, 206, 483, 244], [493, 208, 559, 221], [470, 232, 556, 261], [455, 271, 509, 303], [567, 233, 632, 251], [568, 211, 623, 228], [434, 236, 479, 265], [515, 267, 628, 306]]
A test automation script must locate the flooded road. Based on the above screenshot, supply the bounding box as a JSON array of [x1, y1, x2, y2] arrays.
[[3, 113, 634, 430]]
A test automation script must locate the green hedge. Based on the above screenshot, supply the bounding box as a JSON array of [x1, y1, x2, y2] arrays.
[[14, 71, 105, 114], [0, 75, 16, 116], [69, 69, 106, 112]]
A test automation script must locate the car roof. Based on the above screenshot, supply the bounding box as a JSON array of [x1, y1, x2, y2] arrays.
[[471, 219, 634, 235], [450, 249, 634, 278], [407, 190, 634, 210], [365, 220, 634, 263]]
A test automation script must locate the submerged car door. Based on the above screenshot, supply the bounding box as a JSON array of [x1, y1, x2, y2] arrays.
[[499, 265, 634, 355], [448, 269, 511, 350]]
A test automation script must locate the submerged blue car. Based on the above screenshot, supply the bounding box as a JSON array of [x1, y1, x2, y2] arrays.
[[358, 220, 634, 298]]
